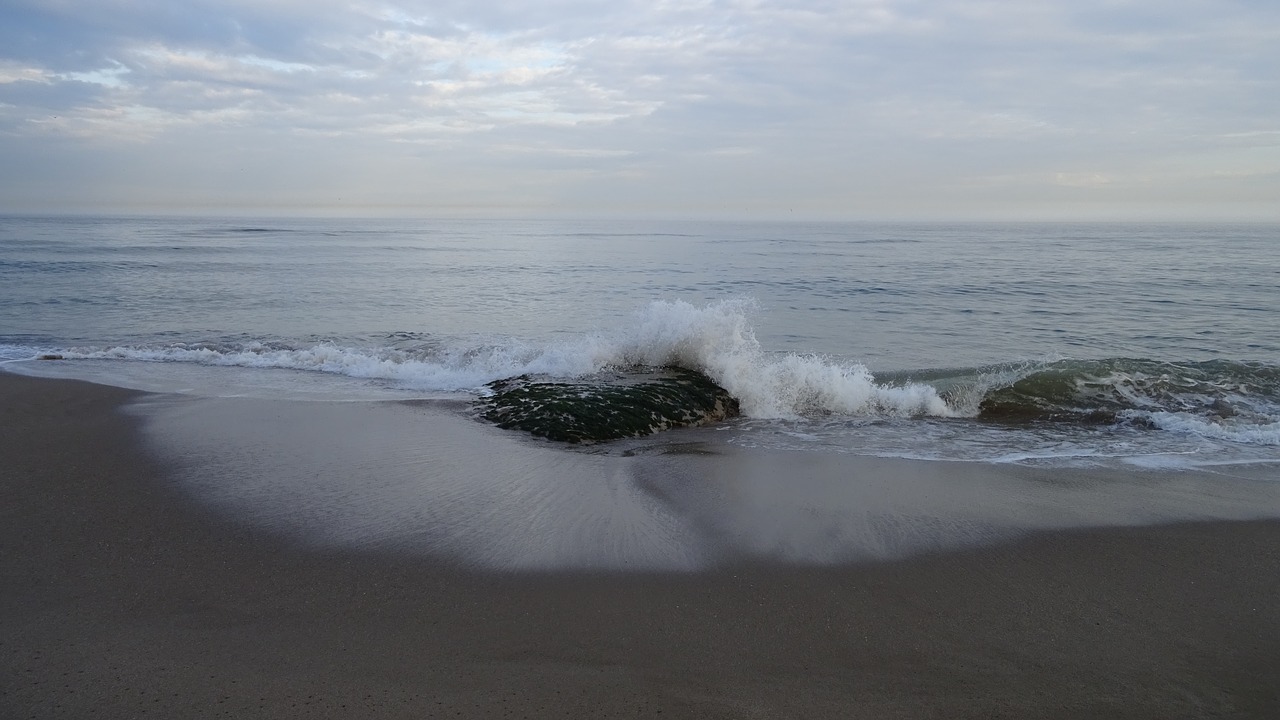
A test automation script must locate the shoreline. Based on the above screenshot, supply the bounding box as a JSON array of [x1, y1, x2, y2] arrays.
[[3, 372, 1279, 718]]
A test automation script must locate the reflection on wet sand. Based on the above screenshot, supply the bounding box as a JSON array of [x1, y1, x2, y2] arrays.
[[137, 395, 1280, 571]]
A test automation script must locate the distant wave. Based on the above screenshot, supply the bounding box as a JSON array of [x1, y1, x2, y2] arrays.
[[8, 300, 1279, 446]]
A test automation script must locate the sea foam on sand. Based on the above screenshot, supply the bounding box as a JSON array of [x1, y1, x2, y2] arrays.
[[133, 393, 1280, 571]]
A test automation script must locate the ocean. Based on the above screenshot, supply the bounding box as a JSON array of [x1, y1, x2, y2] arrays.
[[4, 214, 1279, 568], [3, 215, 1277, 467]]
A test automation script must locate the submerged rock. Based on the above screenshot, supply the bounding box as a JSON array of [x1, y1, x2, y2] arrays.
[[477, 367, 739, 443]]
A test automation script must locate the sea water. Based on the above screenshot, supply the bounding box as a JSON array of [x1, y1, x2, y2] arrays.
[[2, 215, 1278, 469]]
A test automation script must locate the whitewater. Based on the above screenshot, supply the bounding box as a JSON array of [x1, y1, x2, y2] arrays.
[[2, 215, 1278, 468]]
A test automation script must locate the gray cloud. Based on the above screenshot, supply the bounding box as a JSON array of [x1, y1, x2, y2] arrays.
[[1, 0, 1277, 218]]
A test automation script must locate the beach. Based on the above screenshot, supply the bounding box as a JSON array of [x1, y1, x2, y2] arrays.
[[4, 372, 1279, 719], [4, 0, 1280, 710], [4, 0, 1279, 711]]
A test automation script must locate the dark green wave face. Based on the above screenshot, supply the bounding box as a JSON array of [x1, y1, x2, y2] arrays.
[[477, 367, 740, 443], [975, 359, 1280, 424]]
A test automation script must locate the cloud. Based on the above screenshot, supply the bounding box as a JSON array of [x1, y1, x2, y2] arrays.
[[1, 0, 1278, 218]]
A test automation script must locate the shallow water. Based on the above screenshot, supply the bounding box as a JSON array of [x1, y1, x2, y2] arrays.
[[131, 393, 1280, 570], [3, 216, 1279, 468]]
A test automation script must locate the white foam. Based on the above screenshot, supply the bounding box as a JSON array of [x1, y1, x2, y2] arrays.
[[35, 300, 959, 420], [580, 299, 957, 418], [137, 395, 1280, 568], [1132, 411, 1280, 446], [1120, 452, 1204, 470], [0, 344, 41, 362], [57, 340, 561, 393]]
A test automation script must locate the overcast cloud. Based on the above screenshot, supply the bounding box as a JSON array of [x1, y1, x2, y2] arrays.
[[2, 0, 1277, 219]]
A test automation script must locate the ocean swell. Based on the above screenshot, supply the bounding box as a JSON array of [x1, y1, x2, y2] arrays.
[[969, 358, 1280, 445]]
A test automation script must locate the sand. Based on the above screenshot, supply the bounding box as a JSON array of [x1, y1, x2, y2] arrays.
[[2, 372, 1279, 718]]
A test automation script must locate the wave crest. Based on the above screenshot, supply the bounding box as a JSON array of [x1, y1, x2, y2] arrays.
[[16, 303, 1280, 447], [30, 299, 955, 420], [600, 299, 955, 418], [970, 358, 1280, 445]]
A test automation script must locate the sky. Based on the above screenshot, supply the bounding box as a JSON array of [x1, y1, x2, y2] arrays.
[[1, 0, 1278, 220]]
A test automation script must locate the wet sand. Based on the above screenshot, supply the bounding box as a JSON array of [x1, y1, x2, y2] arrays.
[[2, 372, 1279, 718]]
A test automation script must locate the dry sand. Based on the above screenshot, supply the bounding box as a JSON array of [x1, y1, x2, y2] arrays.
[[2, 372, 1278, 718]]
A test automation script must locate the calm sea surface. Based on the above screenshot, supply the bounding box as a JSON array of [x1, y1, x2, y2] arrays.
[[2, 215, 1278, 468]]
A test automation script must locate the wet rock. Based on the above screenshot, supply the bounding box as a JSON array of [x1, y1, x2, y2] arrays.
[[477, 367, 739, 443]]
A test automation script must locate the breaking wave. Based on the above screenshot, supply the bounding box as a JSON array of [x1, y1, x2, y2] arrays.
[[9, 301, 1279, 446], [23, 300, 953, 419], [967, 358, 1280, 445]]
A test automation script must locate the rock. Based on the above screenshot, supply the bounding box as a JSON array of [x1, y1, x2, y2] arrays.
[[37, 354, 64, 361], [476, 367, 739, 443]]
